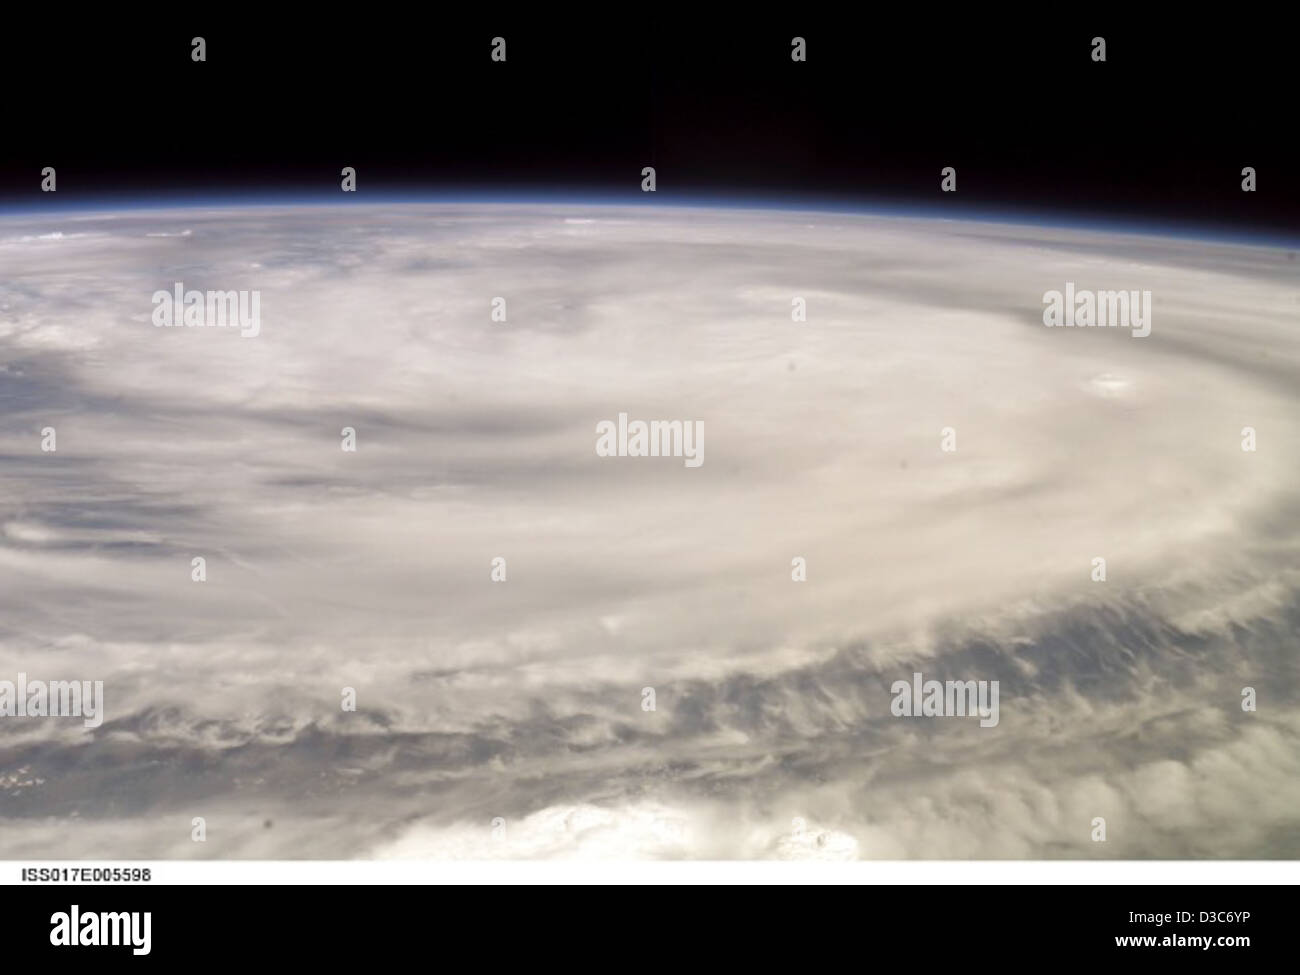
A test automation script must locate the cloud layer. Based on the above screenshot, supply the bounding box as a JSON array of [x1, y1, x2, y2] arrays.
[[1, 203, 1297, 858]]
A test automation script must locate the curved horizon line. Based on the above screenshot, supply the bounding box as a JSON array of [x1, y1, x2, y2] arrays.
[[0, 191, 1296, 249]]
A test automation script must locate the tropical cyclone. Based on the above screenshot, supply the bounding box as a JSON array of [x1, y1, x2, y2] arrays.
[[0, 202, 1297, 859]]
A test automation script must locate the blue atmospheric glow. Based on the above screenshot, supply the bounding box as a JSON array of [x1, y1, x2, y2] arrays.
[[0, 188, 1296, 250]]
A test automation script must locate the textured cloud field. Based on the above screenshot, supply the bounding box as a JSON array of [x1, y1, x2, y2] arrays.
[[1, 203, 1297, 858]]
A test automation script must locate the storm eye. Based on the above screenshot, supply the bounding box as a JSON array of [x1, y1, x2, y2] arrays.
[[1086, 372, 1134, 398]]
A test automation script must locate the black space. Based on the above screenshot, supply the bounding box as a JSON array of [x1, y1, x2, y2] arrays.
[[1, 14, 1296, 237]]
